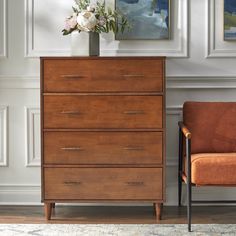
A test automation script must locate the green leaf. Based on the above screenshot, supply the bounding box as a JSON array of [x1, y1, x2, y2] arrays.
[[111, 21, 116, 33], [62, 28, 75, 36], [72, 6, 77, 13]]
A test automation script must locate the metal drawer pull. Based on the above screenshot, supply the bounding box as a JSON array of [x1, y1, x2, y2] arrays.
[[60, 111, 82, 115], [64, 181, 81, 185], [61, 147, 83, 151], [61, 75, 86, 79], [123, 110, 145, 115], [126, 181, 144, 186], [123, 146, 144, 151], [123, 74, 144, 78]]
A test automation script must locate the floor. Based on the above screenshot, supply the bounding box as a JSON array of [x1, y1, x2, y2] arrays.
[[0, 206, 235, 224]]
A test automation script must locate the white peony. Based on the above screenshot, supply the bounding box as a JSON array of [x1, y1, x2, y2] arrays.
[[65, 15, 77, 31], [77, 11, 97, 32], [87, 4, 96, 12]]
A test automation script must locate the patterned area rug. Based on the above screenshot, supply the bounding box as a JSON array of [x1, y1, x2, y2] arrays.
[[0, 224, 235, 236]]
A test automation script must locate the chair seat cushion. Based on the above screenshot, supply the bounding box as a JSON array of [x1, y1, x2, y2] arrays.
[[185, 153, 236, 185]]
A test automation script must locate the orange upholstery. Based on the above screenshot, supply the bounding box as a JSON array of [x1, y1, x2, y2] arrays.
[[180, 102, 236, 231], [183, 102, 236, 154], [184, 153, 236, 185]]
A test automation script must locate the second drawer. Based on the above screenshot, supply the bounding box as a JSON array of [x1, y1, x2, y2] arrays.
[[43, 95, 163, 129], [44, 131, 163, 165]]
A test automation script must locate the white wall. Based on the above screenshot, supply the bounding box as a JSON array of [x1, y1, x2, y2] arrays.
[[1, 0, 236, 205]]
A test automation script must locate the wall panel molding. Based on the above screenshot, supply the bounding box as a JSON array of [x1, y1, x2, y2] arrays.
[[0, 106, 8, 166], [0, 76, 39, 89], [2, 76, 236, 89], [166, 105, 182, 115], [24, 0, 70, 57], [25, 0, 189, 57], [25, 106, 41, 167], [0, 184, 41, 205], [0, 0, 7, 58], [108, 0, 189, 57], [166, 106, 182, 168], [167, 76, 236, 89], [24, 0, 72, 58], [207, 0, 236, 58]]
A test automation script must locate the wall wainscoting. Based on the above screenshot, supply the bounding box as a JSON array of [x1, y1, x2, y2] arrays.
[[2, 76, 236, 89], [0, 106, 8, 166], [1, 0, 236, 206], [24, 0, 189, 58], [0, 75, 236, 205], [0, 0, 7, 58], [25, 106, 40, 167]]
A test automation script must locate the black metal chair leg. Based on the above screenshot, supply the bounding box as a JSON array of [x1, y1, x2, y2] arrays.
[[186, 138, 192, 232], [187, 178, 192, 232], [178, 174, 182, 206]]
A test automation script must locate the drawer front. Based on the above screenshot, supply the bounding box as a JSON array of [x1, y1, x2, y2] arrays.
[[43, 95, 163, 129], [43, 58, 163, 92], [44, 168, 163, 200], [44, 132, 163, 165]]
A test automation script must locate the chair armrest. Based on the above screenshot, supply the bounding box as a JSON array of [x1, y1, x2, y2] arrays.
[[178, 121, 192, 189], [178, 121, 191, 139]]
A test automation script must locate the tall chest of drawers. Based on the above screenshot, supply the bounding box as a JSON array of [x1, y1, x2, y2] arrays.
[[41, 57, 166, 220]]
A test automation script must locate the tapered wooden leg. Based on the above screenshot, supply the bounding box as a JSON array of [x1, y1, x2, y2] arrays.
[[44, 203, 52, 220], [154, 203, 162, 220]]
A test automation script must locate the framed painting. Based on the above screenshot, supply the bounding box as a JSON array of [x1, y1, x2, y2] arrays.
[[224, 0, 236, 40], [115, 0, 170, 40]]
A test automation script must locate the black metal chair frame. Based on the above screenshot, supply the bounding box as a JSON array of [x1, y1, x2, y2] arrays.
[[178, 121, 236, 232]]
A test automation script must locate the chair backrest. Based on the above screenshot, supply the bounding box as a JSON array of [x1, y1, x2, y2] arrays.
[[183, 102, 236, 154]]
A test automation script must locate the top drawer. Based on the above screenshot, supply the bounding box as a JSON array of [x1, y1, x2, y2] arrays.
[[42, 58, 164, 93]]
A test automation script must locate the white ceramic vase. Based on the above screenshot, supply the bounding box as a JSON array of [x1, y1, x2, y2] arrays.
[[71, 31, 89, 56], [71, 31, 100, 56]]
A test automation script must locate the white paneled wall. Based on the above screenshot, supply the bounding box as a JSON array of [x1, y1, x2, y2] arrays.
[[25, 106, 40, 167], [0, 106, 7, 166], [1, 0, 236, 205], [0, 0, 7, 58], [25, 0, 188, 57], [207, 0, 236, 57]]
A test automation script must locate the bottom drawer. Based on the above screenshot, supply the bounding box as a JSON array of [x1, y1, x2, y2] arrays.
[[44, 168, 163, 200]]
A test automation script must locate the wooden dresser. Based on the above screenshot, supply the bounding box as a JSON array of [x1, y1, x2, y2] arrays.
[[41, 57, 166, 220]]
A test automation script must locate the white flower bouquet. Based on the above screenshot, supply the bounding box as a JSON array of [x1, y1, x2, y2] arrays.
[[62, 0, 129, 35]]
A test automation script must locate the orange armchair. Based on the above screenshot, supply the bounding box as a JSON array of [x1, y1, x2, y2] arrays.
[[178, 102, 236, 232]]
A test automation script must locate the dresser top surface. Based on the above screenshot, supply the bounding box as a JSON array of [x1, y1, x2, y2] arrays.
[[40, 56, 166, 60]]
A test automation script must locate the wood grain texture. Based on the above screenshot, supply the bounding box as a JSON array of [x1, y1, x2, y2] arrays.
[[43, 95, 163, 129], [43, 58, 163, 93], [41, 57, 166, 220], [44, 203, 52, 220], [40, 58, 45, 202], [44, 131, 163, 165], [178, 121, 191, 139], [154, 203, 163, 220], [44, 167, 163, 200]]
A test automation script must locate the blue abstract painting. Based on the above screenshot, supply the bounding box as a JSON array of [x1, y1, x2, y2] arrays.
[[224, 0, 236, 40], [116, 0, 170, 40]]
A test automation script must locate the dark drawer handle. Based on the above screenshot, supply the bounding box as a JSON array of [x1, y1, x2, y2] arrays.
[[126, 181, 144, 186], [60, 111, 82, 115], [123, 110, 145, 115], [123, 74, 144, 78], [61, 75, 86, 79], [123, 146, 144, 151], [64, 181, 81, 185], [61, 147, 83, 151]]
